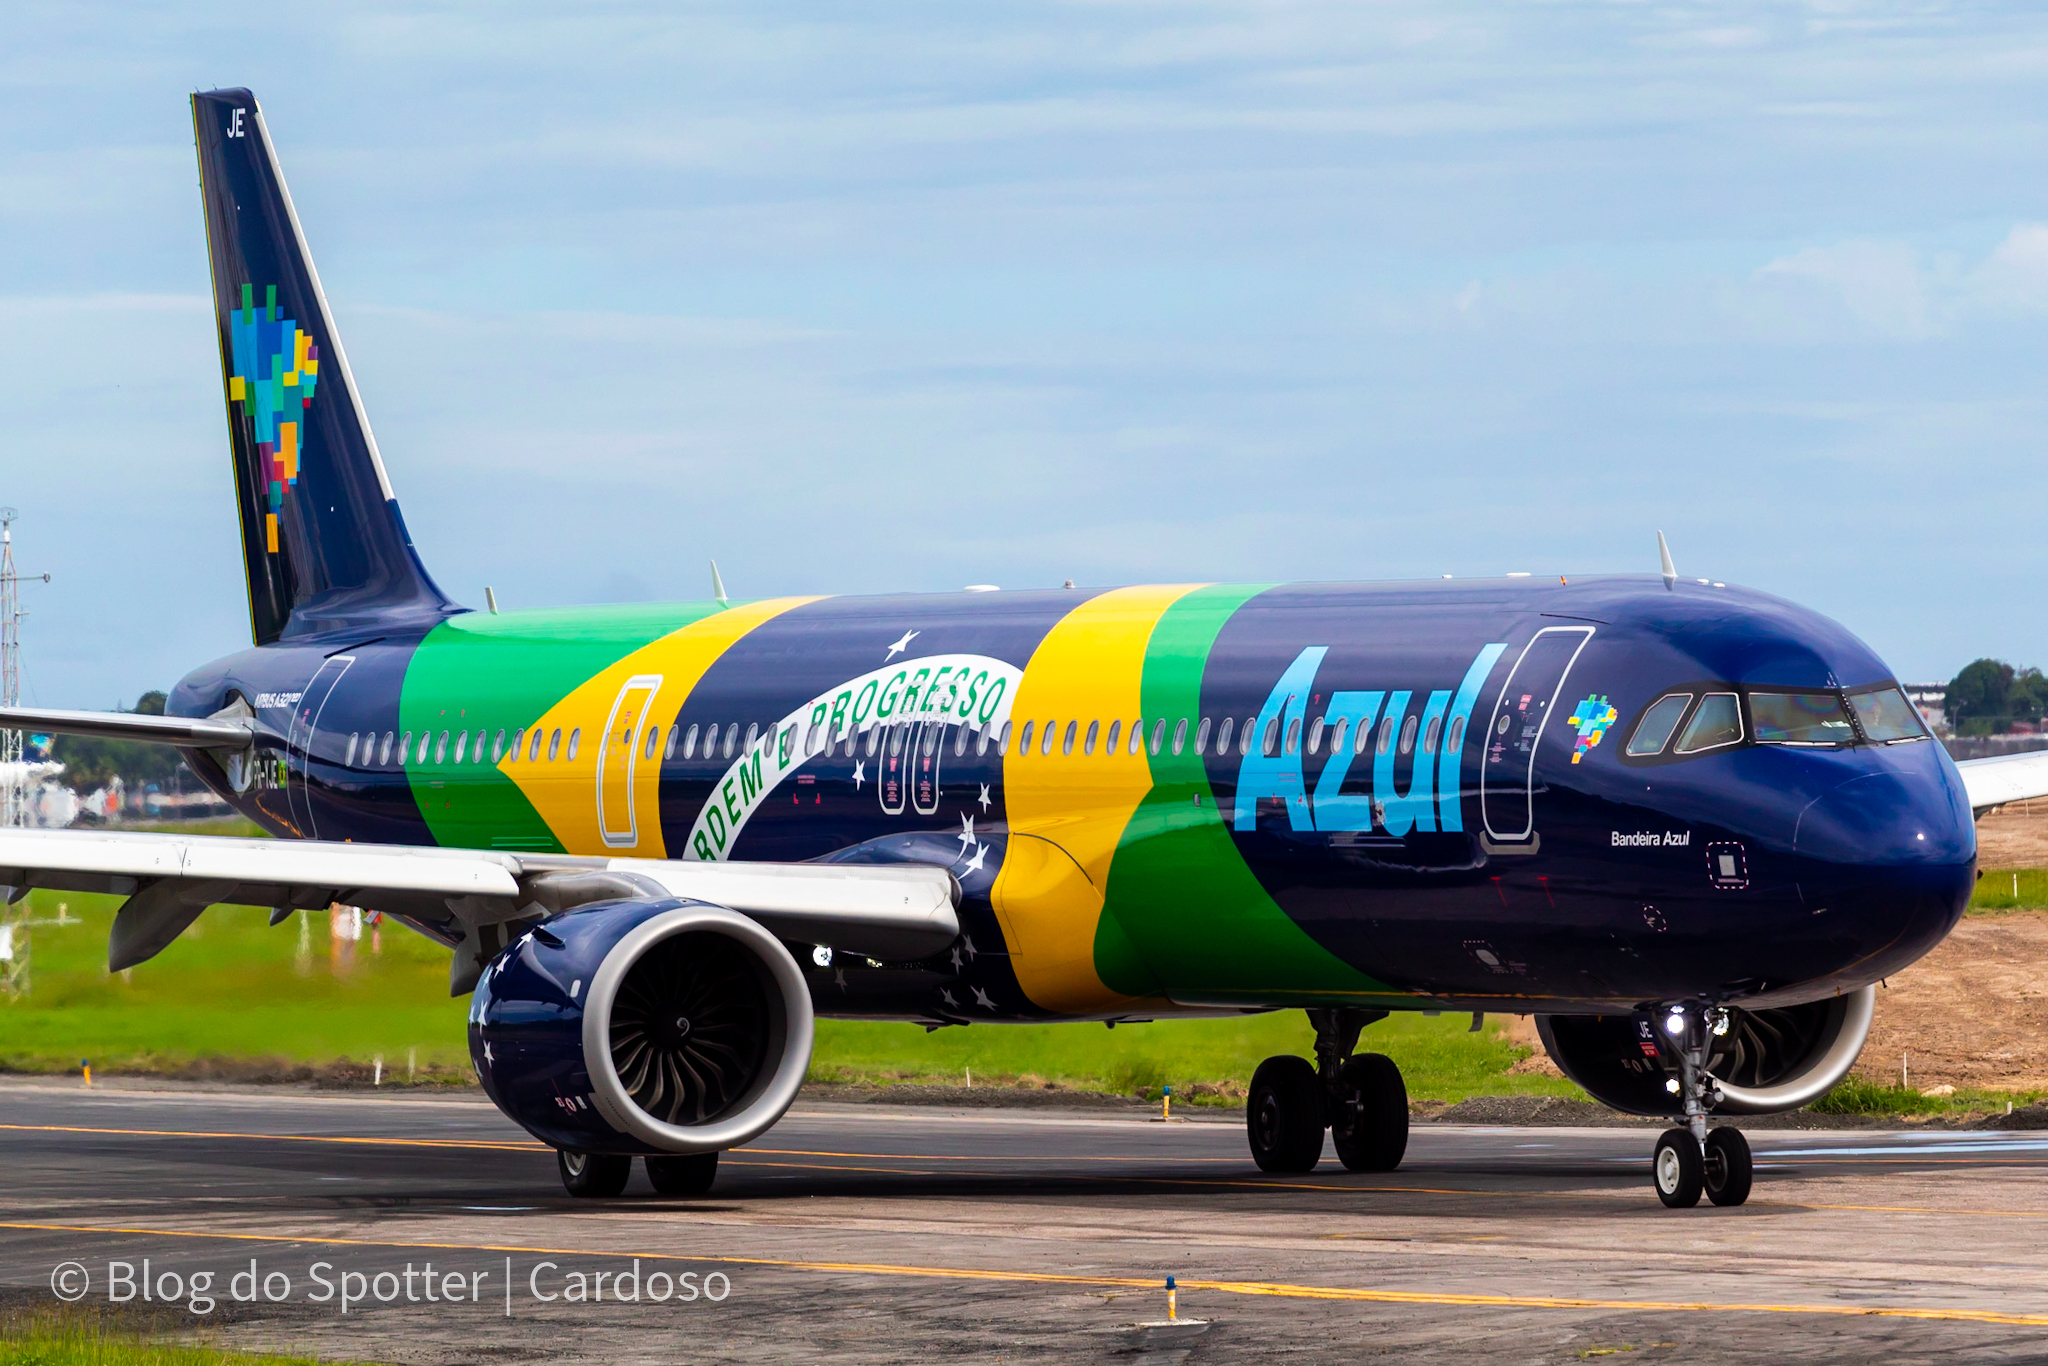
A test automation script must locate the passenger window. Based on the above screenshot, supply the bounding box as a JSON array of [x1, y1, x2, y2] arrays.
[[495, 729, 510, 763], [1848, 686, 1926, 743], [619, 725, 633, 753], [1085, 720, 1100, 755], [744, 723, 760, 753], [1262, 717, 1280, 757], [1422, 716, 1441, 755], [1042, 721, 1057, 756], [568, 728, 582, 760], [1129, 719, 1143, 755], [1154, 719, 1169, 755], [1285, 717, 1301, 755], [345, 733, 359, 767], [1675, 693, 1743, 753], [1445, 716, 1465, 753], [548, 728, 561, 761], [399, 731, 414, 764], [954, 725, 969, 757], [1627, 694, 1693, 757], [1306, 718, 1323, 755], [1751, 692, 1853, 746], [888, 726, 905, 757], [666, 725, 680, 760], [434, 731, 449, 764], [1355, 720, 1371, 755], [922, 726, 939, 757], [473, 729, 485, 762], [1214, 717, 1234, 755], [681, 724, 698, 759], [1104, 720, 1120, 754], [645, 725, 662, 760], [1063, 720, 1078, 756], [526, 728, 542, 762], [1235, 717, 1250, 755], [1017, 721, 1034, 755], [1327, 717, 1348, 754], [1194, 717, 1212, 754], [1399, 716, 1418, 755], [722, 723, 738, 759], [379, 732, 395, 766], [1375, 719, 1393, 757]]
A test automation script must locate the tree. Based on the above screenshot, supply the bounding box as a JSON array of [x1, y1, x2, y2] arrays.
[[49, 691, 185, 791]]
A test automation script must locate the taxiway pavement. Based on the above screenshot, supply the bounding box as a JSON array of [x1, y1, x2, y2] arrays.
[[4, 1079, 2048, 1363]]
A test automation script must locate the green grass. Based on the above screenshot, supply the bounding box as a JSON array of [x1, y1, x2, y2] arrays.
[[0, 1306, 336, 1366], [1969, 867, 2048, 914], [0, 888, 473, 1079], [1810, 1074, 2044, 1119], [809, 1010, 1582, 1104]]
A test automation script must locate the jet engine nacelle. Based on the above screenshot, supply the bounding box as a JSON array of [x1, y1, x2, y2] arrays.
[[1535, 985, 1876, 1117], [469, 898, 813, 1155]]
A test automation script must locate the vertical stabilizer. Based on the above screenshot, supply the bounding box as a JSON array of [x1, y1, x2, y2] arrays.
[[191, 89, 454, 644]]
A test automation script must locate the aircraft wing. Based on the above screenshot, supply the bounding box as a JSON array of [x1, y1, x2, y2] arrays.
[[1955, 749, 2048, 817], [0, 827, 960, 981], [0, 705, 253, 748]]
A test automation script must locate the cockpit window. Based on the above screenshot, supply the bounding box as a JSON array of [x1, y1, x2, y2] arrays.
[[1627, 694, 1693, 756], [1675, 692, 1743, 753], [1847, 685, 1927, 743], [1751, 692, 1855, 746]]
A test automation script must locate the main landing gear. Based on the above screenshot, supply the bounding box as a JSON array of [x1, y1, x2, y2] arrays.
[[1651, 1003, 1753, 1209], [557, 1149, 721, 1198], [1248, 1009, 1408, 1174]]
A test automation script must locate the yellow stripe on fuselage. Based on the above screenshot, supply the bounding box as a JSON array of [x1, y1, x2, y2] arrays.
[[991, 584, 1207, 1015], [503, 597, 820, 857]]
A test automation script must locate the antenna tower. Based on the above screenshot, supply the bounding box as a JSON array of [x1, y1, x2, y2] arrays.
[[1, 507, 23, 828]]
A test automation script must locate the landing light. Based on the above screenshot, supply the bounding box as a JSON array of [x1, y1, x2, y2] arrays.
[[1663, 1011, 1686, 1037], [1665, 1079, 1681, 1094]]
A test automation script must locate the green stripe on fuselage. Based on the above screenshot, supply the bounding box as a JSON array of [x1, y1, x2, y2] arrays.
[[400, 602, 726, 851], [1094, 583, 1393, 1001]]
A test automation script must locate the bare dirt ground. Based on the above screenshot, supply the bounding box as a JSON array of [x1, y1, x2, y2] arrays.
[[1854, 909, 2048, 1092], [1975, 799, 2048, 867]]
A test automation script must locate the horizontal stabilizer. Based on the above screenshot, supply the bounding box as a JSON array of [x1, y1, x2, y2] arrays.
[[0, 705, 253, 750]]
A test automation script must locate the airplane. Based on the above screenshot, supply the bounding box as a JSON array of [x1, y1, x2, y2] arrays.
[[5, 86, 2045, 1211]]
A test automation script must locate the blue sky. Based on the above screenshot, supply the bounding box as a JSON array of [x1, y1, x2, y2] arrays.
[[3, 1, 2044, 705]]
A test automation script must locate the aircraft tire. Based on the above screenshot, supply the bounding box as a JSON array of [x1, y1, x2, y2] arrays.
[[1331, 1053, 1408, 1172], [1652, 1129, 1704, 1209], [1248, 1055, 1325, 1173], [1703, 1127, 1753, 1207], [558, 1148, 632, 1198], [646, 1151, 720, 1195]]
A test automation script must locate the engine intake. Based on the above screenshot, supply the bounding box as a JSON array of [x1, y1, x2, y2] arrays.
[[1535, 985, 1875, 1117], [469, 898, 813, 1154]]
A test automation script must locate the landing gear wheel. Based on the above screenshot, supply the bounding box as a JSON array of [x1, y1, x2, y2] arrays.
[[1248, 1055, 1325, 1173], [646, 1151, 720, 1195], [1703, 1127, 1752, 1207], [1330, 1053, 1408, 1172], [1652, 1128, 1704, 1209], [558, 1148, 632, 1198]]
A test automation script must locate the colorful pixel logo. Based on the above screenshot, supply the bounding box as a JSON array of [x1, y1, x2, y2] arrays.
[[227, 283, 319, 555], [1566, 695, 1619, 764]]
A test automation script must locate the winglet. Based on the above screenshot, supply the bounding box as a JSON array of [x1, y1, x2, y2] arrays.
[[1657, 531, 1677, 590], [711, 559, 729, 605]]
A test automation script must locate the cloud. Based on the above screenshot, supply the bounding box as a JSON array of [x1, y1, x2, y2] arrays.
[[1972, 223, 2048, 312], [1754, 240, 1935, 339]]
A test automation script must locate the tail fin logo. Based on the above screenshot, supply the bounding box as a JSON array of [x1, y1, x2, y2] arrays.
[[227, 283, 320, 554]]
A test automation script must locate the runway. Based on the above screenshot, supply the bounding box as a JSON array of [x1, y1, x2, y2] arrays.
[[4, 1080, 2048, 1363]]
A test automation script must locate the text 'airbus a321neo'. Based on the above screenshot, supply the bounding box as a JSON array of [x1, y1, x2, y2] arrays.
[[6, 88, 2044, 1210]]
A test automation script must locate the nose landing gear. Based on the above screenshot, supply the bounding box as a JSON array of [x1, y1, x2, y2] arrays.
[[1652, 1003, 1753, 1208], [1247, 1009, 1409, 1174]]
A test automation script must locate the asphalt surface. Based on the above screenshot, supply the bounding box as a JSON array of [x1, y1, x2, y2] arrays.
[[5, 1080, 2048, 1363]]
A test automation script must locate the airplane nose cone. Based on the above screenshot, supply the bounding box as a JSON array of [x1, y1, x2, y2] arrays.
[[1792, 761, 1975, 982], [1794, 769, 1974, 870]]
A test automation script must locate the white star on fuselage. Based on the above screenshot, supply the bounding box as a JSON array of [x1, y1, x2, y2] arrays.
[[972, 986, 997, 1010], [957, 813, 976, 851], [963, 844, 988, 875], [885, 629, 919, 660], [852, 760, 866, 789], [978, 783, 991, 811]]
